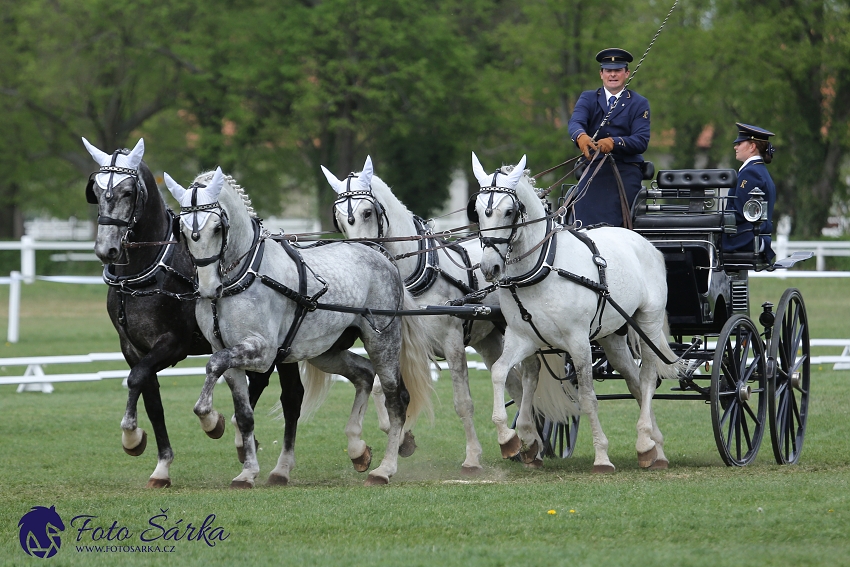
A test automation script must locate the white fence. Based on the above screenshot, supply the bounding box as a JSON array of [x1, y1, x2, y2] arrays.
[[0, 348, 474, 393], [1, 342, 847, 394]]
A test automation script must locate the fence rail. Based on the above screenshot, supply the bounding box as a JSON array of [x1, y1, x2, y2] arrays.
[[1, 341, 846, 393]]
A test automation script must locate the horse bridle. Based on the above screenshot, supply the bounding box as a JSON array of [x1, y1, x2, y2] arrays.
[[85, 149, 147, 262], [179, 181, 230, 277], [332, 174, 387, 237], [466, 170, 526, 263]]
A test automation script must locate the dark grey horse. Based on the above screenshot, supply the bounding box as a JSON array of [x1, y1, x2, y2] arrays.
[[82, 138, 301, 487]]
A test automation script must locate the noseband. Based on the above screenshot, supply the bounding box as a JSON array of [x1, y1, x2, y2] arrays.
[[332, 174, 387, 237]]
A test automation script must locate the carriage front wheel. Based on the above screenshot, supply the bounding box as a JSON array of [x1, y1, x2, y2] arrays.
[[767, 288, 811, 465], [710, 314, 767, 466]]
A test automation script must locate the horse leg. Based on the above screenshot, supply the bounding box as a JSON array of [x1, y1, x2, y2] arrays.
[[121, 340, 187, 488], [444, 328, 483, 474], [371, 375, 391, 435], [598, 334, 666, 469], [514, 354, 543, 466], [268, 362, 304, 485], [571, 341, 615, 473], [309, 351, 376, 472], [236, 367, 272, 463], [474, 329, 525, 418], [489, 332, 534, 459]]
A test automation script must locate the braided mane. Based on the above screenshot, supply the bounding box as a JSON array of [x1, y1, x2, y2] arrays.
[[194, 169, 257, 218]]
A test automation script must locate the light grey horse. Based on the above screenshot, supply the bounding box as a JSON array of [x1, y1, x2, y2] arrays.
[[322, 156, 532, 473], [469, 153, 678, 472], [165, 167, 434, 487]]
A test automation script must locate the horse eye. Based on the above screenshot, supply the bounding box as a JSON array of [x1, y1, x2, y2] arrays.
[[364, 209, 372, 219], [213, 224, 222, 234], [505, 209, 514, 217]]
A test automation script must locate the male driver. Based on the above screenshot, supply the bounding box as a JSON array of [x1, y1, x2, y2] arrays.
[[567, 48, 650, 227]]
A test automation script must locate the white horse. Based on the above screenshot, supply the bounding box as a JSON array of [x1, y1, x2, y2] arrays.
[[470, 152, 678, 472], [321, 156, 534, 472], [165, 167, 434, 487]]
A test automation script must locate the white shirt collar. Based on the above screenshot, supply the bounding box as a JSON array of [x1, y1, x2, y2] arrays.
[[739, 155, 761, 172], [604, 88, 624, 103]]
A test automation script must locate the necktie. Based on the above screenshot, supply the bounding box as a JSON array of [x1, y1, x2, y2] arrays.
[[608, 95, 617, 110]]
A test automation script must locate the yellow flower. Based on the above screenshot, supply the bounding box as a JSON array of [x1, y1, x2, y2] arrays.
[[547, 509, 557, 515], [570, 509, 576, 514]]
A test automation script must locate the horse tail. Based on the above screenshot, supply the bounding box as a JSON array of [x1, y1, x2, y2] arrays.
[[269, 361, 333, 422], [532, 352, 581, 422], [398, 291, 435, 429], [300, 361, 334, 420], [637, 312, 681, 381]]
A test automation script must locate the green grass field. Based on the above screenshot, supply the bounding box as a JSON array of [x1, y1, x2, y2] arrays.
[[0, 278, 848, 566]]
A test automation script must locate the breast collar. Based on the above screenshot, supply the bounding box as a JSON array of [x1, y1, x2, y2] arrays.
[[403, 216, 440, 296]]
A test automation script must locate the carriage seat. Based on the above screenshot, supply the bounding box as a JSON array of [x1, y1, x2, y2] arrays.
[[632, 169, 738, 233]]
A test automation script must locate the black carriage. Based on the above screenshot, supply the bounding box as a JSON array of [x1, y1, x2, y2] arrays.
[[536, 168, 813, 467]]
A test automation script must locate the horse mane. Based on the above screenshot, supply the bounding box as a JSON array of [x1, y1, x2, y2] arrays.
[[195, 169, 258, 218], [366, 174, 412, 217], [501, 163, 545, 217]]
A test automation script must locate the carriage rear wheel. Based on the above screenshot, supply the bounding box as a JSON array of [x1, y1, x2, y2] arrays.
[[539, 416, 580, 458], [767, 288, 810, 465], [710, 314, 767, 466]]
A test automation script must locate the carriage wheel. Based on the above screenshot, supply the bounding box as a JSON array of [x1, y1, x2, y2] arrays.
[[710, 314, 767, 466], [767, 289, 810, 465], [539, 415, 580, 458]]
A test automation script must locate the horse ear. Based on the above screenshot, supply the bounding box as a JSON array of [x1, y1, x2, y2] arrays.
[[163, 172, 186, 202], [359, 155, 374, 189], [471, 152, 490, 188], [82, 137, 111, 167], [504, 155, 527, 189], [125, 138, 145, 170], [207, 167, 225, 201], [320, 165, 343, 194]]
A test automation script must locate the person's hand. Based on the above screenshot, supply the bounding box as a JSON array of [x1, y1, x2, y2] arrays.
[[597, 137, 615, 154], [576, 134, 597, 160]]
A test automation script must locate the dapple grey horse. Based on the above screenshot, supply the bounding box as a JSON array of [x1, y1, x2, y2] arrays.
[[166, 168, 434, 487]]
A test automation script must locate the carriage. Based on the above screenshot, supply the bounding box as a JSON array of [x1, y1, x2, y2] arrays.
[[532, 167, 814, 467]]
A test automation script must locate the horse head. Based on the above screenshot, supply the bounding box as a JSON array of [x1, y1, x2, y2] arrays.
[[165, 167, 230, 298], [82, 137, 148, 264], [469, 152, 535, 282], [322, 156, 389, 239]]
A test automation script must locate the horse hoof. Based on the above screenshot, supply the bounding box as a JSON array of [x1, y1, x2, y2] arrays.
[[592, 464, 616, 474], [500, 433, 522, 459], [123, 430, 147, 457], [520, 440, 540, 464], [351, 446, 372, 472], [649, 458, 669, 470], [206, 413, 226, 440], [364, 474, 389, 486], [461, 465, 483, 476], [398, 431, 417, 457], [267, 473, 289, 486], [637, 446, 658, 468], [237, 438, 260, 464], [146, 477, 171, 489], [524, 458, 544, 470], [230, 479, 254, 489]]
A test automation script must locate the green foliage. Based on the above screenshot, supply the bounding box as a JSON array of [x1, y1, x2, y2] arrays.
[[2, 0, 850, 237]]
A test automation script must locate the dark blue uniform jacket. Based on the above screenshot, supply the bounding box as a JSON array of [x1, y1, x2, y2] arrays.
[[567, 88, 650, 226], [568, 88, 650, 164], [722, 158, 776, 261]]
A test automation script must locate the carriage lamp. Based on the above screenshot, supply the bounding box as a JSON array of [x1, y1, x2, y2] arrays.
[[743, 188, 767, 254], [743, 188, 767, 223]]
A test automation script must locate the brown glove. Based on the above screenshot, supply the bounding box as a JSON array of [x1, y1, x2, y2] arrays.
[[576, 134, 597, 160], [597, 137, 615, 154]]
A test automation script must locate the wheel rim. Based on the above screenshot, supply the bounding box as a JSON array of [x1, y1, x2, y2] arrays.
[[540, 416, 580, 458], [710, 315, 767, 466], [767, 289, 810, 464]]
